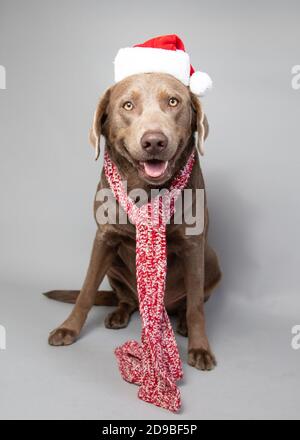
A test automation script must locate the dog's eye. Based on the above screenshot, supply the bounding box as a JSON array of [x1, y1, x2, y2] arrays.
[[123, 101, 134, 111], [168, 97, 179, 107]]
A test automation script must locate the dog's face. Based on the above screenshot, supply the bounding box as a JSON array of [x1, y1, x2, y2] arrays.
[[91, 73, 208, 185]]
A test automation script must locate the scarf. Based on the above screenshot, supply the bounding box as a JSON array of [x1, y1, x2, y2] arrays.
[[104, 150, 195, 412]]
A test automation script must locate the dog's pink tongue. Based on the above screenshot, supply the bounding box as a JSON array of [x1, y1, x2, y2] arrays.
[[143, 161, 168, 178]]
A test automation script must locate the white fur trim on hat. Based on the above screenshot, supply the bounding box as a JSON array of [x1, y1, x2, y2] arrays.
[[114, 47, 191, 85], [189, 71, 212, 96]]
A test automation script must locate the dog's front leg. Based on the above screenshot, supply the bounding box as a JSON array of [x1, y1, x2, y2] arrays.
[[48, 231, 115, 346], [183, 238, 217, 370]]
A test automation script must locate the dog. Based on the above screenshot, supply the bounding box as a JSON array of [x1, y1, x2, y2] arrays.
[[45, 72, 222, 371]]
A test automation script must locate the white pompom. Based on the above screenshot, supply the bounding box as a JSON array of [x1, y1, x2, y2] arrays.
[[189, 71, 212, 96]]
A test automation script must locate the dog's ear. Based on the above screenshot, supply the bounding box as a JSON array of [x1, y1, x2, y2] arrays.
[[90, 88, 111, 160], [190, 93, 209, 156]]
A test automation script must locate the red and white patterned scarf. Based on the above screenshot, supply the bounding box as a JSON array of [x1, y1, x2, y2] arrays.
[[104, 150, 195, 412]]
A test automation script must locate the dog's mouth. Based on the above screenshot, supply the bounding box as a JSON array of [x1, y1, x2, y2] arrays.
[[139, 159, 169, 179], [121, 139, 184, 183]]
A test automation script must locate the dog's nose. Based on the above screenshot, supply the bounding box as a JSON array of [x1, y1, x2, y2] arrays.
[[141, 131, 168, 154]]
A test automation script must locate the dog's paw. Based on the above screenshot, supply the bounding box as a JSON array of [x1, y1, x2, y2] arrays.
[[48, 327, 77, 346], [105, 308, 130, 329], [188, 348, 217, 371]]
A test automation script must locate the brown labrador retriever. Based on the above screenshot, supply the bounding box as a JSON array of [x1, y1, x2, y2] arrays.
[[45, 72, 222, 371]]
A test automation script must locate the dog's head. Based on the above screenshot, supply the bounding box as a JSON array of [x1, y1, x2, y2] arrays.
[[90, 73, 208, 185]]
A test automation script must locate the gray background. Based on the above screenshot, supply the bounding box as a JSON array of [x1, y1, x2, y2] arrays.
[[0, 0, 299, 420]]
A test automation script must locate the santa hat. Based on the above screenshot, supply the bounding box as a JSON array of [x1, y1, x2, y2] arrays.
[[114, 34, 212, 97]]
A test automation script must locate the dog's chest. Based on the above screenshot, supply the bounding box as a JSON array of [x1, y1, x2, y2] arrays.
[[116, 226, 184, 267]]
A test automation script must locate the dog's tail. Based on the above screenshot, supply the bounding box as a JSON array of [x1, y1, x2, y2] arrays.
[[43, 290, 118, 306]]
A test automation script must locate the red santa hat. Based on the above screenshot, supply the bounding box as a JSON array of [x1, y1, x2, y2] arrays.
[[114, 34, 212, 97]]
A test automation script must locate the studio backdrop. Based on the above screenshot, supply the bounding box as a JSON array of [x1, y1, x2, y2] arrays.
[[0, 0, 299, 420]]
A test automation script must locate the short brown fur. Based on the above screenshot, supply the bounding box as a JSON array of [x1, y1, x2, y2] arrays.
[[45, 73, 221, 371]]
